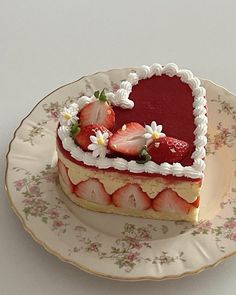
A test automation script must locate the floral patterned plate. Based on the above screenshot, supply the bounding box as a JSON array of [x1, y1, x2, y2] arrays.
[[5, 67, 236, 281]]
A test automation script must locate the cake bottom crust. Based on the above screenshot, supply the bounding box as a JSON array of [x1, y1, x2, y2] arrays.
[[59, 175, 199, 222]]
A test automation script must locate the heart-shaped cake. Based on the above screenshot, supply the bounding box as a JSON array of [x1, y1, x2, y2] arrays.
[[57, 63, 207, 222]]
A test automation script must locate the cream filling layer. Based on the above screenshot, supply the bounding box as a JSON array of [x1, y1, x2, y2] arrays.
[[57, 147, 201, 203]]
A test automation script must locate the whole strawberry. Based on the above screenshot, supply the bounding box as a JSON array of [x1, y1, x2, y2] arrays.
[[75, 124, 112, 151], [148, 137, 189, 164], [80, 89, 115, 130]]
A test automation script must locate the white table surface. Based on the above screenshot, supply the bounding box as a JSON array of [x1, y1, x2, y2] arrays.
[[1, 0, 236, 294]]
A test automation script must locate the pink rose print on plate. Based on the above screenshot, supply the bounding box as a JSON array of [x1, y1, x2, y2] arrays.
[[29, 185, 41, 197], [14, 179, 26, 191], [224, 220, 236, 229], [230, 233, 236, 242]]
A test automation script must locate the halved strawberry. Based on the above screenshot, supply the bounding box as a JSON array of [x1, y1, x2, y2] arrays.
[[74, 178, 111, 205], [148, 137, 189, 164], [75, 124, 112, 151], [58, 160, 74, 192], [152, 189, 191, 214], [192, 197, 200, 208], [112, 183, 151, 210], [80, 90, 115, 129], [108, 122, 146, 156]]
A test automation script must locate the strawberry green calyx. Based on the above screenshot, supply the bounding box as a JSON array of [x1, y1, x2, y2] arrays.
[[94, 89, 107, 102], [136, 146, 152, 164], [94, 90, 100, 98], [71, 122, 80, 139]]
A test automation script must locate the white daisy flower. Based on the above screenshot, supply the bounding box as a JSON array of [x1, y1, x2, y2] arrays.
[[88, 130, 109, 158], [59, 105, 79, 126], [69, 103, 79, 113], [144, 121, 166, 141]]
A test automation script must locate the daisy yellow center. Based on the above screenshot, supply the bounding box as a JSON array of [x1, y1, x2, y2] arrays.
[[64, 113, 72, 120], [97, 137, 105, 145], [152, 131, 159, 139]]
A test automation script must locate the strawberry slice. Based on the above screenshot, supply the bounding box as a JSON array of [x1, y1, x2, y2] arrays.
[[192, 197, 200, 208], [112, 183, 151, 210], [148, 136, 189, 164], [75, 124, 112, 151], [74, 178, 111, 205], [152, 189, 191, 214], [80, 90, 115, 129], [108, 122, 146, 156], [58, 160, 74, 192]]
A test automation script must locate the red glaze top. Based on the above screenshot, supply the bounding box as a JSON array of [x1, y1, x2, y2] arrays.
[[114, 75, 195, 166]]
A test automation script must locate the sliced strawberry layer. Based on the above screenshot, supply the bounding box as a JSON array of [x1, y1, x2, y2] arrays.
[[80, 100, 115, 129], [74, 178, 111, 205], [192, 197, 200, 208], [112, 183, 151, 210], [58, 160, 74, 192], [152, 189, 191, 214], [108, 122, 146, 156]]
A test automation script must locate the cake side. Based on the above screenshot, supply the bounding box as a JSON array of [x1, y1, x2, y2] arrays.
[[57, 148, 201, 222], [57, 146, 200, 222], [59, 175, 199, 222]]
